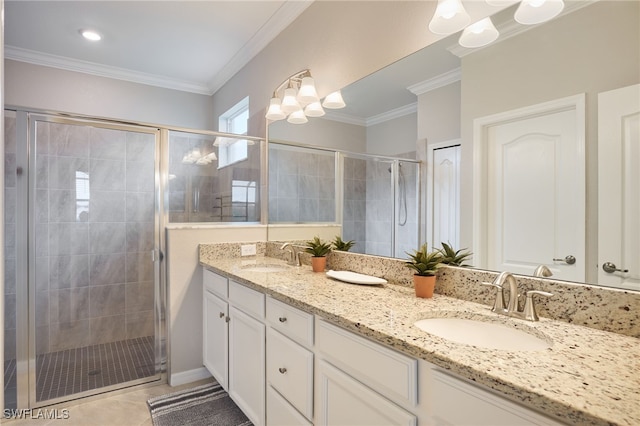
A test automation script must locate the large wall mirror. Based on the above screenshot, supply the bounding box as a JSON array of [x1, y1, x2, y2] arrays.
[[266, 0, 639, 292]]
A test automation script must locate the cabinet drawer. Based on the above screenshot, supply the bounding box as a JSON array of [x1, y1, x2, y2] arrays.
[[317, 360, 416, 426], [203, 268, 228, 298], [431, 369, 566, 426], [267, 386, 312, 426], [266, 297, 314, 347], [316, 319, 417, 407], [267, 328, 314, 420], [229, 280, 265, 319]]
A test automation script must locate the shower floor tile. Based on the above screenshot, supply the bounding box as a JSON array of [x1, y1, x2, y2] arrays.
[[3, 335, 156, 405]]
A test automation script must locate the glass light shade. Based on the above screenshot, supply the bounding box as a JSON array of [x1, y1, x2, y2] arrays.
[[297, 76, 320, 104], [287, 110, 308, 124], [304, 102, 325, 117], [458, 17, 499, 48], [205, 152, 217, 161], [213, 137, 229, 147], [428, 0, 471, 35], [322, 91, 346, 109], [265, 97, 286, 121], [514, 0, 564, 25], [281, 87, 301, 114]]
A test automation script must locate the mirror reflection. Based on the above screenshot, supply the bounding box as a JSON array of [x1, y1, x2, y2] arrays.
[[267, 0, 640, 291]]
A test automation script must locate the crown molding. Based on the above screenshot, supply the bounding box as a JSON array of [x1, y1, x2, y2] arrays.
[[6, 0, 314, 96], [367, 102, 417, 126], [407, 68, 461, 96], [208, 0, 314, 95], [448, 0, 599, 58], [5, 45, 212, 95], [322, 111, 367, 126]]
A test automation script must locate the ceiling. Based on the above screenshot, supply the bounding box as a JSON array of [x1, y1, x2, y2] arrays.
[[4, 0, 313, 95]]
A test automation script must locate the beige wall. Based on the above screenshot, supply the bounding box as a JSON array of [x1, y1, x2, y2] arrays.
[[5, 60, 214, 130], [167, 226, 267, 382], [459, 1, 640, 277], [418, 82, 461, 144], [366, 113, 418, 157], [212, 1, 502, 138], [269, 117, 366, 152]]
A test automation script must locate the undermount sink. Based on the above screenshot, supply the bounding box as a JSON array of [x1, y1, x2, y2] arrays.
[[414, 316, 551, 351], [241, 264, 290, 273]]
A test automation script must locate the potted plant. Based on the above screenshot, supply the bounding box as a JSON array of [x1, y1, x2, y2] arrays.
[[332, 236, 355, 252], [405, 244, 443, 298], [437, 242, 472, 267], [304, 236, 332, 272]]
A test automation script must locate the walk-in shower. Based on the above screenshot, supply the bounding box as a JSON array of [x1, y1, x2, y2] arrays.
[[268, 142, 420, 258], [3, 110, 164, 409]]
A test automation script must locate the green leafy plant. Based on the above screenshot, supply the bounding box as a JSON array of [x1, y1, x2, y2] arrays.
[[332, 236, 355, 252], [304, 236, 332, 257], [405, 244, 443, 276], [437, 242, 472, 267]]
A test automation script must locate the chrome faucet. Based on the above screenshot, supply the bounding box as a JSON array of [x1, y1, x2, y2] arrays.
[[280, 242, 302, 266], [482, 271, 552, 321]]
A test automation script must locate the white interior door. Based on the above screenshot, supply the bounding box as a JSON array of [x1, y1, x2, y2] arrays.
[[483, 100, 585, 281], [598, 84, 640, 290], [427, 142, 460, 251]]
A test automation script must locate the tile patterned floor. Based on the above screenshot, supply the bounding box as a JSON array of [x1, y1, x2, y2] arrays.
[[4, 336, 155, 407]]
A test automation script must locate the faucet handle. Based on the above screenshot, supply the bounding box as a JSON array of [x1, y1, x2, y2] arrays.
[[482, 281, 506, 312], [523, 290, 553, 321]]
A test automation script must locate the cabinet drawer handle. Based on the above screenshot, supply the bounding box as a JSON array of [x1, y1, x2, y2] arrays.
[[278, 317, 287, 323], [219, 312, 225, 318], [225, 316, 230, 323], [278, 367, 287, 374]]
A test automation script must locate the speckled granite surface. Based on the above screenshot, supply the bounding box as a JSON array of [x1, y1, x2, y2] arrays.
[[199, 251, 640, 426], [200, 242, 640, 337]]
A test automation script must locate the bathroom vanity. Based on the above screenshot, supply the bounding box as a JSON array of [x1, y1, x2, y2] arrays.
[[200, 251, 639, 426]]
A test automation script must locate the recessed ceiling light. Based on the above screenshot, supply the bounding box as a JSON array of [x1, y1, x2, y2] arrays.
[[80, 29, 102, 41]]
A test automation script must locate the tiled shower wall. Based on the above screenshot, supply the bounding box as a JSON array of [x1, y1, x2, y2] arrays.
[[269, 146, 335, 222], [343, 157, 366, 253], [4, 117, 157, 357]]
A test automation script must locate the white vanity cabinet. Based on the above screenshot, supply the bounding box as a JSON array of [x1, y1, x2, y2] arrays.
[[429, 369, 565, 426], [202, 269, 266, 426], [228, 280, 266, 426], [202, 269, 229, 390], [203, 267, 567, 426], [315, 318, 419, 426], [266, 297, 314, 425]]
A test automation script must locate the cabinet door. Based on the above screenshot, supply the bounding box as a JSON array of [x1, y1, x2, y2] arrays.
[[267, 386, 312, 426], [203, 290, 228, 390], [229, 305, 266, 426], [317, 360, 416, 426]]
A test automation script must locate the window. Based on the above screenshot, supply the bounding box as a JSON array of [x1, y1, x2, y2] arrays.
[[218, 96, 249, 168]]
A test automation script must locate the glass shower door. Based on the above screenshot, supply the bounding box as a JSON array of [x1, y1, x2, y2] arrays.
[[27, 115, 162, 405]]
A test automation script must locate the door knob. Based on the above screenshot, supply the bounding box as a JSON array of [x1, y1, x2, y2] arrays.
[[602, 262, 629, 274], [553, 255, 576, 265]]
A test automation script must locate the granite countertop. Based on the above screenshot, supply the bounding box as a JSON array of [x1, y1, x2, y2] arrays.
[[200, 256, 640, 426]]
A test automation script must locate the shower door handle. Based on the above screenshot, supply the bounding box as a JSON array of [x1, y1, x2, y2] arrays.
[[151, 249, 164, 262]]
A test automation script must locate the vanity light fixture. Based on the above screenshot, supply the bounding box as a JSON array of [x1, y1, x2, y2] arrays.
[[265, 69, 345, 124], [80, 29, 102, 41], [458, 17, 500, 48], [429, 0, 471, 35], [181, 147, 217, 165], [322, 91, 346, 109], [514, 0, 565, 25]]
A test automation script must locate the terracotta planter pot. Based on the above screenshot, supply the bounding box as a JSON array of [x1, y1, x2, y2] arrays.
[[311, 256, 327, 272], [413, 275, 436, 298]]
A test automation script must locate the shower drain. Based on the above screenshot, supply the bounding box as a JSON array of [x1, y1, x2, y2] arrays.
[[87, 370, 101, 376]]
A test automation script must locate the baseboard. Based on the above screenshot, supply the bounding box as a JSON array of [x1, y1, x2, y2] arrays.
[[169, 367, 212, 386]]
